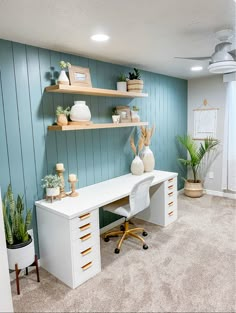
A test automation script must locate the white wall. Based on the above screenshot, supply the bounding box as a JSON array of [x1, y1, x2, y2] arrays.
[[188, 75, 227, 192]]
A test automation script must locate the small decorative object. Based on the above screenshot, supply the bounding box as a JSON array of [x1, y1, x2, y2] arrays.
[[58, 61, 71, 85], [112, 108, 120, 124], [117, 73, 127, 92], [56, 163, 67, 198], [41, 174, 62, 202], [140, 126, 155, 172], [69, 65, 92, 87], [127, 68, 144, 93], [68, 174, 79, 197], [177, 135, 220, 198], [130, 133, 145, 175], [116, 106, 132, 123], [56, 106, 70, 126], [131, 106, 141, 122], [70, 100, 91, 122]]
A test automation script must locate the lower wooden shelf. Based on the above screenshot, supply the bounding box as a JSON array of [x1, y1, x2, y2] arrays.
[[48, 122, 148, 131]]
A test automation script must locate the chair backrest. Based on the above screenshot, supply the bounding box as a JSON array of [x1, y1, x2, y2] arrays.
[[129, 175, 154, 216]]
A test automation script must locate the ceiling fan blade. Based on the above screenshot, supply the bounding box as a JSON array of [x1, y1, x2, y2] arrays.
[[175, 56, 211, 60], [229, 49, 236, 57]]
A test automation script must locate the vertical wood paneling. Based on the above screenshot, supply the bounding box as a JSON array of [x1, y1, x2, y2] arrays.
[[0, 39, 187, 253]]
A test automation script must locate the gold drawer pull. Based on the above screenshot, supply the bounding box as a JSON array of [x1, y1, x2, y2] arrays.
[[82, 261, 92, 271], [168, 192, 173, 196], [79, 223, 91, 231], [168, 185, 174, 189], [168, 178, 174, 182], [168, 211, 174, 216], [81, 247, 92, 256], [80, 233, 92, 241], [79, 212, 91, 220], [168, 201, 174, 207]]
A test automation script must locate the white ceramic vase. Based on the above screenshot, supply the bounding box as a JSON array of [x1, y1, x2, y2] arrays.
[[117, 81, 127, 92], [7, 233, 35, 270], [142, 146, 155, 172], [58, 70, 69, 85], [70, 101, 91, 122], [46, 187, 60, 197], [131, 155, 144, 175]]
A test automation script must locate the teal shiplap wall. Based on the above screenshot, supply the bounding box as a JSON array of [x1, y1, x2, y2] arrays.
[[0, 39, 187, 254]]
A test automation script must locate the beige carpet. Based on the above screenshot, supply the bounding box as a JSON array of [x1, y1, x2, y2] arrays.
[[12, 194, 236, 312]]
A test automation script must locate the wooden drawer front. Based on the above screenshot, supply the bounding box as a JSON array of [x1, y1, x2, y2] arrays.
[[70, 210, 97, 230]]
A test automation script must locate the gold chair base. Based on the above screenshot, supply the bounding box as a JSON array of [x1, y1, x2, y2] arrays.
[[104, 221, 148, 253]]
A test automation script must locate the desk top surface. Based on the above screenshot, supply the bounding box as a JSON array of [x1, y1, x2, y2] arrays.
[[35, 170, 177, 219]]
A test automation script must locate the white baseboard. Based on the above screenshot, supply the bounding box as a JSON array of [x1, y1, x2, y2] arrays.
[[100, 217, 125, 235], [10, 259, 41, 282], [204, 189, 236, 199]]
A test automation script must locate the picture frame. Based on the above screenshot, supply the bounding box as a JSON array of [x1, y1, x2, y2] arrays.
[[69, 65, 92, 87], [116, 106, 132, 123]]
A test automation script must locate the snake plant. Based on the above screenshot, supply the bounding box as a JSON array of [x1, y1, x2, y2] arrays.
[[2, 185, 32, 246]]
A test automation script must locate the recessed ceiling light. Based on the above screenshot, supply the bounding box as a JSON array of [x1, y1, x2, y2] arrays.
[[191, 66, 203, 71], [91, 34, 110, 42]]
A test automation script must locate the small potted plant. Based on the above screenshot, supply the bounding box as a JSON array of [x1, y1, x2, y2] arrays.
[[41, 174, 62, 197], [127, 68, 144, 93], [112, 107, 120, 124], [117, 73, 127, 92], [131, 105, 140, 122], [56, 106, 70, 126], [2, 185, 34, 270], [58, 60, 71, 85], [177, 135, 219, 197]]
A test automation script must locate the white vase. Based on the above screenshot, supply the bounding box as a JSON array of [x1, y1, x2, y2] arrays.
[[131, 110, 140, 122], [46, 187, 60, 197], [142, 146, 155, 172], [7, 233, 35, 270], [70, 101, 91, 122], [131, 155, 144, 175], [117, 81, 127, 92], [58, 70, 69, 85], [112, 115, 120, 124]]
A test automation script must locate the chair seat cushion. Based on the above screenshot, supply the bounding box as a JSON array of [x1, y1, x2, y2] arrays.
[[103, 197, 131, 218]]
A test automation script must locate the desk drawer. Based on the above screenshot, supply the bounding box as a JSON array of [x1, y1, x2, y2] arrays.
[[70, 210, 97, 230], [165, 209, 177, 224], [165, 177, 177, 193]]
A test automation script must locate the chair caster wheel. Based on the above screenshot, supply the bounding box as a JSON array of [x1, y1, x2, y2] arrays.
[[120, 225, 125, 231], [143, 244, 148, 250], [114, 248, 120, 254], [142, 231, 148, 237], [104, 237, 110, 242]]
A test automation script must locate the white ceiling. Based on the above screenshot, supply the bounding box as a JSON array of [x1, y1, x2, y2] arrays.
[[0, 0, 235, 79]]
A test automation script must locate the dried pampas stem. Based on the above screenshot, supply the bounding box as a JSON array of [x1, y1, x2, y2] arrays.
[[138, 134, 145, 154], [130, 135, 136, 155]]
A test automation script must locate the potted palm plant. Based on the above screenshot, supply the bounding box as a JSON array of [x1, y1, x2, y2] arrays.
[[177, 135, 219, 197], [2, 185, 34, 270], [127, 68, 144, 93]]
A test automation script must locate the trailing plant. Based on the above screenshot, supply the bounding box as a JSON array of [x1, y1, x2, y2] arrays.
[[59, 60, 71, 69], [177, 135, 220, 183], [117, 73, 127, 82], [141, 125, 155, 146], [2, 185, 32, 246], [128, 68, 141, 80], [41, 175, 62, 189], [56, 106, 71, 117]]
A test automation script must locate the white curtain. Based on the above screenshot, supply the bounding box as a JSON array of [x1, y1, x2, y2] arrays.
[[222, 81, 236, 192]]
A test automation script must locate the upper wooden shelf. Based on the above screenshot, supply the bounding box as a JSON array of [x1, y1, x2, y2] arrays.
[[48, 122, 148, 131], [45, 85, 148, 98]]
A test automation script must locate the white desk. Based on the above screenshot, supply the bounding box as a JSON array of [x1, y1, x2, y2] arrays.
[[36, 170, 178, 289]]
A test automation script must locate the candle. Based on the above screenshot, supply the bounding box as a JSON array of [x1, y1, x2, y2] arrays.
[[56, 163, 64, 170], [69, 174, 77, 181]]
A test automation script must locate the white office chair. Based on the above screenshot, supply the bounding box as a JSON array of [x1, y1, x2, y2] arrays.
[[104, 175, 154, 254]]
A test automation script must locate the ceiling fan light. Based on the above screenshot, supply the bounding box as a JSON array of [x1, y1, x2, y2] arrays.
[[208, 61, 236, 74]]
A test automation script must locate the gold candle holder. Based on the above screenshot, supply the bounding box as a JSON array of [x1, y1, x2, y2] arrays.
[[56, 169, 67, 198], [68, 179, 79, 197]]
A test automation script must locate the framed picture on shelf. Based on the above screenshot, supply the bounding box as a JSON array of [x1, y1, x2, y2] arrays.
[[116, 106, 131, 123], [69, 66, 92, 87]]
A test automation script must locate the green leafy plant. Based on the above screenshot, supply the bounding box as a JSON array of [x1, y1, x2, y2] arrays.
[[41, 175, 62, 188], [177, 135, 220, 183], [128, 68, 141, 80], [117, 73, 127, 82], [56, 106, 71, 117], [112, 107, 119, 115], [59, 60, 71, 69], [2, 185, 32, 246], [132, 105, 139, 111]]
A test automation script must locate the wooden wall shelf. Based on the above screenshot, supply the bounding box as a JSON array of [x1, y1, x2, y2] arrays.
[[45, 85, 148, 98], [48, 122, 148, 131]]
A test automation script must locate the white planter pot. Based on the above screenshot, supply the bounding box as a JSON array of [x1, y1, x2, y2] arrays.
[[58, 70, 69, 85], [46, 187, 60, 197], [131, 155, 144, 175], [117, 81, 127, 92], [141, 146, 155, 172], [112, 115, 120, 124], [70, 101, 91, 122], [7, 235, 35, 270]]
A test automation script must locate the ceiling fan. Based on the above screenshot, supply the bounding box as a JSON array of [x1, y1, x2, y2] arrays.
[[175, 29, 236, 74]]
